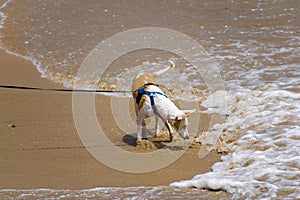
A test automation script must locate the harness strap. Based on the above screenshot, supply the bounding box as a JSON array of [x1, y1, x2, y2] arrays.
[[136, 83, 168, 107], [142, 90, 167, 106], [135, 83, 169, 121]]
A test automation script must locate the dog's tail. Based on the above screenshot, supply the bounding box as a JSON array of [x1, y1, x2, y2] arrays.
[[154, 60, 175, 76]]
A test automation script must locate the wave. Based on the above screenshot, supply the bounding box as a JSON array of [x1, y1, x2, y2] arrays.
[[171, 83, 300, 199]]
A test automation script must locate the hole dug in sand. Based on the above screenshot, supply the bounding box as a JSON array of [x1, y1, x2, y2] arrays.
[[124, 129, 190, 152]]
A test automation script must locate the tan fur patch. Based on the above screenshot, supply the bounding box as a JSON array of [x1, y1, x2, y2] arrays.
[[132, 73, 157, 111], [137, 85, 149, 110], [138, 94, 146, 110], [132, 73, 157, 91]]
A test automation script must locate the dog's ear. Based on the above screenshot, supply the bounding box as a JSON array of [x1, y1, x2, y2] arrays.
[[183, 109, 197, 118], [176, 115, 185, 121], [169, 109, 196, 121], [169, 115, 184, 121]]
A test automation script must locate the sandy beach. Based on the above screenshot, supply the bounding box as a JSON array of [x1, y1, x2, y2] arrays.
[[1, 0, 299, 198], [0, 50, 227, 196]]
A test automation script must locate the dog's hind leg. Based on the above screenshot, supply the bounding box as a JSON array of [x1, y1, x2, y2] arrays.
[[136, 112, 145, 143]]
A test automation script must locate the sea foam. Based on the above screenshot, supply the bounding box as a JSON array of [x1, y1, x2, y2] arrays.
[[171, 84, 300, 199]]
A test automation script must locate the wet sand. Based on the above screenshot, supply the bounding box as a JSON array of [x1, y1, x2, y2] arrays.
[[0, 50, 228, 197]]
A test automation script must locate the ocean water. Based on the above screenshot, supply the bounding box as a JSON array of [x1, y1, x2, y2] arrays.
[[1, 0, 299, 199]]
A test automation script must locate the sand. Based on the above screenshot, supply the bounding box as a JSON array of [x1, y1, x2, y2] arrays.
[[0, 49, 227, 197]]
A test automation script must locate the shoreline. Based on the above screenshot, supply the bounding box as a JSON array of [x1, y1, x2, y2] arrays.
[[0, 49, 228, 197]]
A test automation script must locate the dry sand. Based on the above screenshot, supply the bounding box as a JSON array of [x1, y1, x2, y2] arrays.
[[0, 49, 228, 198]]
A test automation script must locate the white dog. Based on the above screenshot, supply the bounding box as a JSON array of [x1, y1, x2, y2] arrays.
[[132, 61, 195, 143]]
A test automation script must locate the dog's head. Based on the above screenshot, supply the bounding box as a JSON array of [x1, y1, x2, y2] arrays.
[[169, 109, 196, 140]]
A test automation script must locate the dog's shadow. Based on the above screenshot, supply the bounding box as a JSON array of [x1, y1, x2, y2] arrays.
[[122, 132, 186, 151], [122, 134, 139, 147]]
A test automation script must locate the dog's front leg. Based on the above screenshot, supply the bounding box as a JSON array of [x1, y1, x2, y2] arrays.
[[165, 121, 174, 142]]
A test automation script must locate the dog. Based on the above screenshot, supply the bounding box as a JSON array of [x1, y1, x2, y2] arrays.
[[132, 61, 195, 144]]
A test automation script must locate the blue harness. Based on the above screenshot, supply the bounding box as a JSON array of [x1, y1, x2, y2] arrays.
[[137, 83, 168, 106]]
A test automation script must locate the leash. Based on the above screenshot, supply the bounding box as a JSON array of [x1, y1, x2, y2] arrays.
[[0, 85, 133, 93], [1, 84, 206, 116], [1, 85, 207, 113]]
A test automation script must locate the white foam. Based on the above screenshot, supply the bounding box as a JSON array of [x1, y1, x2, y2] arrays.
[[0, 0, 48, 79], [0, 46, 46, 77], [171, 84, 300, 199], [0, 0, 13, 29], [0, 186, 226, 199]]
